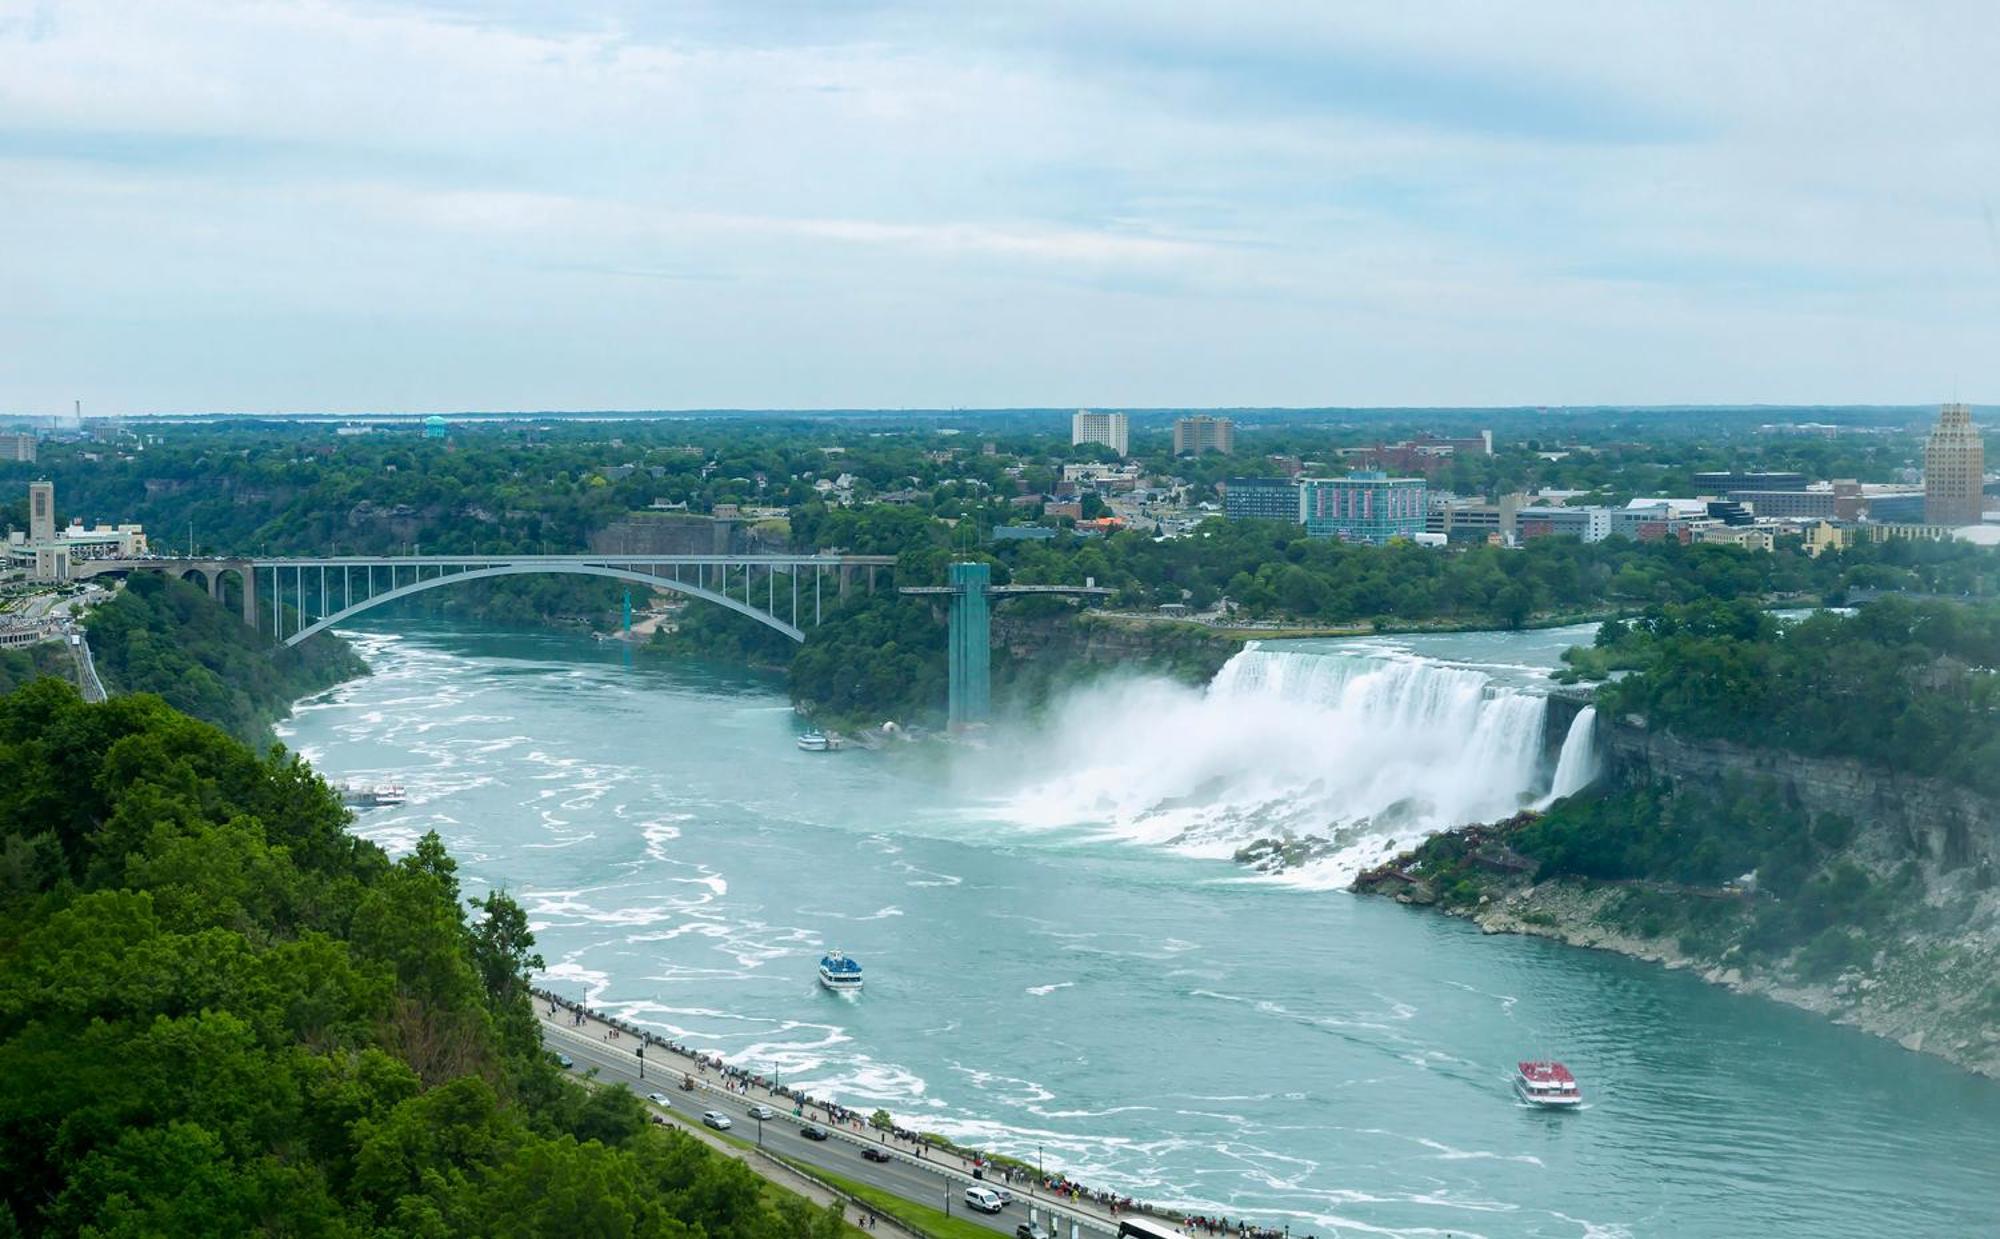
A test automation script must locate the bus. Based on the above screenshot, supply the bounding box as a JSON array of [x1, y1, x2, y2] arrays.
[[1117, 1219, 1189, 1239]]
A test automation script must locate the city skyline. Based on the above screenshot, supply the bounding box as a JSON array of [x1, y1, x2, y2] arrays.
[[2, 2, 1997, 414]]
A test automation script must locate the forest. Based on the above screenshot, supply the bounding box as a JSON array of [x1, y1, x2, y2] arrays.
[[0, 680, 849, 1238]]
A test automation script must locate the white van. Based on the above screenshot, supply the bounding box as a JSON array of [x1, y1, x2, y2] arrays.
[[963, 1186, 1005, 1214]]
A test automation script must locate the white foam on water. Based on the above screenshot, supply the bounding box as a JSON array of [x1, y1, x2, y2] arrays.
[[985, 643, 1560, 888], [1025, 981, 1074, 996]]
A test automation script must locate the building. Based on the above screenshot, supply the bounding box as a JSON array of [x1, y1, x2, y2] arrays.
[[1223, 477, 1302, 523], [1517, 505, 1614, 543], [1172, 416, 1235, 456], [7, 481, 148, 581], [1071, 410, 1129, 457], [1695, 524, 1776, 552], [1300, 472, 1427, 543], [1924, 402, 1984, 526], [1428, 492, 1524, 543], [1059, 462, 1142, 491], [1865, 492, 1928, 523], [1693, 471, 1809, 493], [0, 432, 35, 463], [28, 480, 54, 543], [1726, 489, 1837, 520], [1801, 521, 1851, 558]]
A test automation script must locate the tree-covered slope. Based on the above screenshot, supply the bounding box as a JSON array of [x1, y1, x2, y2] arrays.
[[84, 573, 367, 746], [0, 681, 847, 1238]]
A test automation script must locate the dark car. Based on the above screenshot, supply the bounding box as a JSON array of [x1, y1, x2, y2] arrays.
[[800, 1124, 830, 1141], [861, 1146, 891, 1163]]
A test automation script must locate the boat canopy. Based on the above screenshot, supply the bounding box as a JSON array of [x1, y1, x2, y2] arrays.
[[820, 952, 863, 975], [1518, 1061, 1576, 1085]]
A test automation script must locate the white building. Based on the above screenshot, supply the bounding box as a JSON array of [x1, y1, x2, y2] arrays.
[[1071, 410, 1130, 457]]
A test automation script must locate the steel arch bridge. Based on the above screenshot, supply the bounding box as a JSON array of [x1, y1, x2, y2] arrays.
[[77, 554, 897, 647]]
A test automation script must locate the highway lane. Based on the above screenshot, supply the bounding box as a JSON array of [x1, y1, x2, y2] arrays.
[[542, 1018, 1114, 1238]]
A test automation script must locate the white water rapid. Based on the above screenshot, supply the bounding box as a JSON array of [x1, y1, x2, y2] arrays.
[[991, 643, 1563, 888]]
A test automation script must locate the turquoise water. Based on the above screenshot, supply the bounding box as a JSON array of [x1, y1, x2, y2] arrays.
[[282, 624, 2000, 1238]]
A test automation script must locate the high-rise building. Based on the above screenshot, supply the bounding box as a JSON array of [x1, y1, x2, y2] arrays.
[[1924, 403, 1985, 526], [1223, 477, 1302, 523], [28, 481, 55, 543], [1300, 472, 1427, 543], [1070, 410, 1129, 457], [1172, 416, 1234, 456], [0, 433, 35, 463]]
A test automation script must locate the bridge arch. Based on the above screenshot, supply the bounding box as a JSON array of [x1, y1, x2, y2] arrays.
[[282, 562, 807, 647]]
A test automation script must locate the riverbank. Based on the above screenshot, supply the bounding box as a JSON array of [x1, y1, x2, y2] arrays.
[[529, 989, 1268, 1238], [1354, 813, 2000, 1081]]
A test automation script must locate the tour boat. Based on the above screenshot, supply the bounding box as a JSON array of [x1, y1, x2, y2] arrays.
[[339, 781, 408, 809], [796, 731, 830, 752], [818, 950, 864, 991], [1513, 1060, 1582, 1108]]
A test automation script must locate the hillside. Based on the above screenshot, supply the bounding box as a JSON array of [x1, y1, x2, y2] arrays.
[[0, 680, 850, 1237]]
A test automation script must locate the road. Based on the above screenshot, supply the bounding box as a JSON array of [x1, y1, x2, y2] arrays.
[[539, 1012, 1117, 1238]]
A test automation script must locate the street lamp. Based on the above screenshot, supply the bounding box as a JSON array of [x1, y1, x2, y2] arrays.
[[756, 1112, 764, 1149], [636, 1043, 644, 1080]]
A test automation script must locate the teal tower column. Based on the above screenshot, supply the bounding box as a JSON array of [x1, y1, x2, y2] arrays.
[[947, 561, 991, 728]]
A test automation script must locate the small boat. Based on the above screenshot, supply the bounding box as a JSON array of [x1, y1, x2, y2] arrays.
[[339, 781, 408, 809], [818, 950, 864, 992], [797, 731, 830, 751], [1513, 1060, 1582, 1108]]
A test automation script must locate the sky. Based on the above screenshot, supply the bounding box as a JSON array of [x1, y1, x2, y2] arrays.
[[1, 0, 1997, 414]]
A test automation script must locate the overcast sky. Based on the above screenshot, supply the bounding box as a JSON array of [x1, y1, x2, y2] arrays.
[[2, 1, 1996, 414]]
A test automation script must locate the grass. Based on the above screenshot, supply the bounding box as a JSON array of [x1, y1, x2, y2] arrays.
[[789, 1163, 1000, 1239]]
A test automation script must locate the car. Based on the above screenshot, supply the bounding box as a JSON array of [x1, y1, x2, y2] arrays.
[[800, 1124, 830, 1141], [1015, 1225, 1052, 1239], [963, 1187, 1004, 1214], [645, 1092, 670, 1107], [861, 1146, 891, 1163], [989, 1186, 1014, 1204], [555, 1053, 574, 1069], [746, 1103, 776, 1120], [701, 1111, 733, 1130]]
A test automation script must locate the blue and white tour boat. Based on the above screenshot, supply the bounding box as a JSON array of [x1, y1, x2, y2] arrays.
[[818, 950, 864, 991]]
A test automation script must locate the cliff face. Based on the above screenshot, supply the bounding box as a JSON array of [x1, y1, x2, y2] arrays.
[[1601, 715, 2000, 884], [990, 611, 1239, 694], [1357, 718, 2000, 1079]]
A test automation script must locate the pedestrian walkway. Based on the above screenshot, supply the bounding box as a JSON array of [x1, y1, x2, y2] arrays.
[[533, 994, 1148, 1237]]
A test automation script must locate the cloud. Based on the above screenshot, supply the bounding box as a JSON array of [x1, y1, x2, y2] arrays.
[[0, 0, 1995, 412]]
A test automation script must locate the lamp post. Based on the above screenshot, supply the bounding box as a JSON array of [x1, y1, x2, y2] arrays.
[[636, 1043, 644, 1080], [755, 1111, 764, 1149]]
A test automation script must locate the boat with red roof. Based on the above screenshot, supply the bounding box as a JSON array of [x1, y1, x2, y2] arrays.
[[1513, 1060, 1582, 1108]]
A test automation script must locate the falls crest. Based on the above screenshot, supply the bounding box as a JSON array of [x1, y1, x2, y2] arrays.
[[994, 643, 1566, 888]]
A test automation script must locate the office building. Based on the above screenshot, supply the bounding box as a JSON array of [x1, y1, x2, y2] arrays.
[[1300, 472, 1426, 544], [1071, 410, 1129, 457], [1867, 492, 1928, 523], [0, 433, 35, 463], [1172, 416, 1235, 455], [1428, 492, 1524, 543], [1923, 402, 1985, 526], [1517, 506, 1613, 543], [1728, 489, 1837, 520], [1692, 471, 1808, 493], [1223, 477, 1303, 523]]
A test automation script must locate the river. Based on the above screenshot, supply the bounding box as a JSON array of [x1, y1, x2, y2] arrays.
[[280, 621, 2000, 1239]]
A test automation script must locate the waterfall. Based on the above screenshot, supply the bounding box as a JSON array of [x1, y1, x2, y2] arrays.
[[1545, 706, 1600, 802], [990, 643, 1559, 888]]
